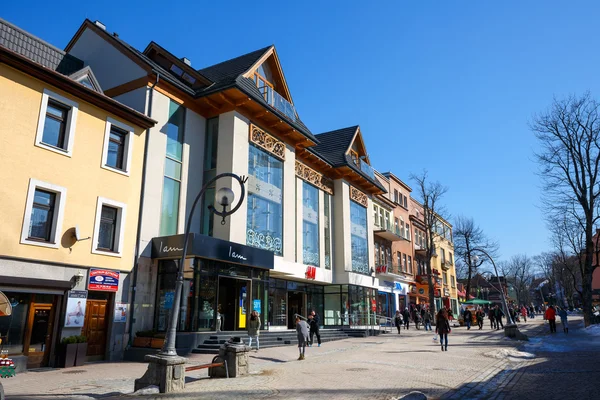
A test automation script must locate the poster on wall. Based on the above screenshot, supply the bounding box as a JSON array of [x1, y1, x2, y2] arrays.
[[114, 302, 128, 323], [64, 290, 87, 327], [253, 299, 261, 313], [88, 268, 120, 292]]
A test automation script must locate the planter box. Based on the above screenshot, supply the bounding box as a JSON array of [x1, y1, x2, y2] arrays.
[[150, 338, 165, 349], [133, 337, 152, 348], [58, 343, 77, 368], [75, 343, 88, 366]]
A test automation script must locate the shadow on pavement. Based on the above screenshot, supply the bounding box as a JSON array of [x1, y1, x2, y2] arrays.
[[249, 355, 287, 363]]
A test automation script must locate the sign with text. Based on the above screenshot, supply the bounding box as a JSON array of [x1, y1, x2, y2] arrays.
[[375, 265, 388, 274], [305, 266, 317, 280], [88, 269, 120, 292], [64, 290, 87, 327], [114, 302, 128, 323], [253, 299, 261, 313]]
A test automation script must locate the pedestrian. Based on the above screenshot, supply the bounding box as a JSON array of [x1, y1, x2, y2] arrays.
[[489, 307, 496, 329], [423, 309, 433, 331], [436, 308, 451, 351], [521, 305, 528, 323], [402, 308, 410, 330], [308, 310, 322, 347], [394, 310, 402, 334], [413, 307, 421, 329], [493, 305, 504, 330], [545, 305, 557, 333], [529, 305, 535, 319], [463, 307, 472, 330], [476, 307, 484, 330], [247, 310, 261, 351], [296, 316, 309, 360], [558, 307, 568, 334]]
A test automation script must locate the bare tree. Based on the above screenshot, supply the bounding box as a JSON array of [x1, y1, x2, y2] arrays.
[[532, 92, 600, 326], [550, 215, 585, 306], [453, 215, 499, 300], [411, 170, 449, 314], [503, 255, 535, 306]]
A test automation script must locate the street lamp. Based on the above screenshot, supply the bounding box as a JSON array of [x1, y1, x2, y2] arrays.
[[160, 173, 247, 356]]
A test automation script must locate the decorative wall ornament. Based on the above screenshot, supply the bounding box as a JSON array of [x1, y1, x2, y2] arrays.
[[246, 229, 283, 255], [249, 124, 286, 161], [303, 249, 320, 267], [295, 161, 334, 194], [350, 186, 368, 207]]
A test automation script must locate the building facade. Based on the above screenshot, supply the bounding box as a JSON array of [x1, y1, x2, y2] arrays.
[[431, 216, 458, 315], [0, 18, 154, 369]]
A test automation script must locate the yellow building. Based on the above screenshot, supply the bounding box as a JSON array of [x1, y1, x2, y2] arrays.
[[0, 18, 154, 369], [431, 216, 459, 316]]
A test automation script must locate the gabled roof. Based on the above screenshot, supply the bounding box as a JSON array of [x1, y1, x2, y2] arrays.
[[0, 18, 83, 75], [199, 46, 272, 90]]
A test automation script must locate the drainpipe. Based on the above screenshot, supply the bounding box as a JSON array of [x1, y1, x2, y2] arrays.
[[128, 71, 160, 346]]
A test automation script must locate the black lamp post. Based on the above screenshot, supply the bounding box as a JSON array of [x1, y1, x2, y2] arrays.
[[160, 173, 247, 357]]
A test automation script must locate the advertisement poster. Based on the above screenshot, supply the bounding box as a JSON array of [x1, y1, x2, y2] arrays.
[[253, 299, 261, 313], [64, 290, 87, 327], [88, 268, 120, 292], [114, 302, 128, 323]]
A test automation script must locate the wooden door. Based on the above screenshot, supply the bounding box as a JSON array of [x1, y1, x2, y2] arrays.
[[82, 300, 108, 358], [25, 304, 54, 368]]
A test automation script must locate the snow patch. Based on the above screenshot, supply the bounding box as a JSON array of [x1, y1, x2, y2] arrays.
[[485, 348, 535, 362], [584, 324, 600, 337]]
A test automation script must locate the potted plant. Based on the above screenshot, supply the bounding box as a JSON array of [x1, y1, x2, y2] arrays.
[[58, 336, 78, 368], [74, 335, 88, 367], [132, 330, 153, 348], [150, 332, 165, 349]]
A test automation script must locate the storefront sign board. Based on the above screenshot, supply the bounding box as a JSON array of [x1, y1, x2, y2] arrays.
[[253, 299, 261, 313], [88, 269, 119, 292], [114, 302, 128, 323], [64, 290, 87, 327]]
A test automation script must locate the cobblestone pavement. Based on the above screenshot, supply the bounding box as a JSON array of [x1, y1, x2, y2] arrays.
[[2, 316, 592, 400]]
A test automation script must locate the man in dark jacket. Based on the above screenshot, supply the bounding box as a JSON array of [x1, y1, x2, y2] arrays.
[[402, 308, 410, 330], [308, 310, 321, 346], [463, 308, 472, 330], [493, 305, 504, 330]]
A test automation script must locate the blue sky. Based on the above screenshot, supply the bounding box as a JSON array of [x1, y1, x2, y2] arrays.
[[4, 1, 600, 261]]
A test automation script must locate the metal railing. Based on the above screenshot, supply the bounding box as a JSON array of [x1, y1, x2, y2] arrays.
[[257, 85, 297, 122]]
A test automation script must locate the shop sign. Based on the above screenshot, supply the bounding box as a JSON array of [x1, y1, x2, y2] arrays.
[[305, 266, 317, 280], [434, 289, 441, 298], [395, 282, 403, 291], [64, 290, 87, 327], [444, 288, 451, 297], [114, 302, 128, 323], [88, 268, 120, 292], [253, 299, 261, 313], [418, 288, 425, 295], [382, 280, 394, 288], [376, 265, 388, 274]]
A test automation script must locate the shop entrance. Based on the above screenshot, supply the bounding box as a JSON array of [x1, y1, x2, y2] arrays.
[[218, 277, 250, 331], [25, 302, 55, 368], [82, 293, 109, 360], [287, 291, 305, 328]]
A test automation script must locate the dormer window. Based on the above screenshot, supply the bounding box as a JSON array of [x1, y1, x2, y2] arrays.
[[77, 76, 95, 90], [170, 63, 183, 76], [350, 149, 360, 166], [169, 63, 196, 85]]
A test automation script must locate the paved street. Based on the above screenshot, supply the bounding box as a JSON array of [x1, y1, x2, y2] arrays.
[[2, 316, 597, 400]]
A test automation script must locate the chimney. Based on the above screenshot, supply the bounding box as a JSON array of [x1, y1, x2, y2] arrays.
[[182, 57, 192, 67], [94, 20, 106, 30]]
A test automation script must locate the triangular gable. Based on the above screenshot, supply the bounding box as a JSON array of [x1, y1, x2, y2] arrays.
[[69, 66, 103, 92], [242, 46, 293, 105], [346, 126, 371, 165]]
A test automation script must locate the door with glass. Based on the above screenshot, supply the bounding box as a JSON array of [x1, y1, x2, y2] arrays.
[[25, 303, 54, 368], [217, 277, 251, 331]]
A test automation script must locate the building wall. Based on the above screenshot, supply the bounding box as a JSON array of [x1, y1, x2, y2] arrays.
[[0, 64, 145, 272]]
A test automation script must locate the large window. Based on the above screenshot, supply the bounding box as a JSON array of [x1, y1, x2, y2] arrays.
[[98, 205, 118, 251], [350, 200, 369, 274], [106, 126, 127, 170], [29, 189, 56, 241], [35, 89, 78, 156], [21, 179, 66, 248], [324, 193, 332, 269], [247, 144, 283, 255], [42, 100, 68, 149], [92, 197, 126, 257], [200, 118, 219, 236], [101, 118, 134, 175], [160, 101, 185, 236], [302, 182, 319, 266]]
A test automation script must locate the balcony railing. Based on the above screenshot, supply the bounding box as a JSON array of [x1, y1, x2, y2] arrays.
[[374, 223, 403, 241], [257, 84, 297, 122], [359, 160, 376, 180]]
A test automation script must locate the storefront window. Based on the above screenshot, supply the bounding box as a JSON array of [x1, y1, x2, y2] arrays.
[[324, 193, 332, 269], [155, 261, 178, 332], [302, 181, 319, 266], [247, 144, 283, 256], [0, 292, 30, 354], [350, 201, 369, 274], [268, 278, 287, 327]]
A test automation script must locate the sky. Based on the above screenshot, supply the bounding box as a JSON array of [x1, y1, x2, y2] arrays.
[[4, 1, 600, 262]]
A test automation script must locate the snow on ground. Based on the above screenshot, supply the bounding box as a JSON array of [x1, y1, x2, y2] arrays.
[[583, 324, 600, 337], [485, 348, 536, 362]]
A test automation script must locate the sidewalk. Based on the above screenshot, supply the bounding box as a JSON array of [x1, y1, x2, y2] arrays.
[[0, 316, 564, 399]]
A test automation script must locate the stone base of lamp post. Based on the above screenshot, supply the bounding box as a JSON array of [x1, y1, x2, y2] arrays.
[[504, 324, 529, 341], [134, 354, 187, 393]]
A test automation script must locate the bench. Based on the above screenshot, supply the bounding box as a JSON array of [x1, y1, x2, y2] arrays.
[[185, 356, 229, 379]]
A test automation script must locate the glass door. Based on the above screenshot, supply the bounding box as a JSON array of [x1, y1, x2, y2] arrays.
[[25, 303, 54, 368]]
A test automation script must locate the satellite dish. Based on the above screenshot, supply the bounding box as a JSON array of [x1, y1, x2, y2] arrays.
[[74, 225, 81, 241]]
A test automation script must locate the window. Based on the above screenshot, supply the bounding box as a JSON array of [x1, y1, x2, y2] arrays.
[[98, 206, 118, 251], [101, 117, 134, 175], [201, 118, 219, 236], [324, 193, 332, 270], [21, 179, 67, 248], [373, 204, 379, 227], [394, 217, 399, 234], [394, 189, 399, 203], [405, 223, 410, 241], [384, 211, 390, 230], [302, 182, 319, 267], [350, 149, 360, 166], [160, 101, 185, 236], [451, 275, 456, 288], [35, 89, 78, 156], [403, 254, 407, 273], [400, 218, 405, 238], [375, 243, 380, 265], [170, 64, 184, 76], [77, 76, 95, 90], [92, 197, 127, 257], [441, 248, 446, 263], [379, 207, 384, 228], [350, 200, 369, 274], [449, 252, 453, 265], [247, 144, 283, 255], [397, 252, 401, 269], [443, 273, 448, 285], [403, 196, 408, 208], [408, 256, 412, 274]]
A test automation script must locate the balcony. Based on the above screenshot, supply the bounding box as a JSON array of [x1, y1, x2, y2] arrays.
[[374, 224, 404, 241], [441, 259, 449, 270], [257, 84, 297, 122], [359, 161, 376, 180]]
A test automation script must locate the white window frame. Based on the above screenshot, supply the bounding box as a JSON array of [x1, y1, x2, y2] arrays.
[[92, 197, 127, 257], [101, 117, 134, 176], [35, 89, 79, 157], [20, 178, 67, 249]]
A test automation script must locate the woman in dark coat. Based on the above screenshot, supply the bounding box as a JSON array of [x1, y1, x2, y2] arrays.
[[436, 308, 451, 351], [394, 310, 402, 334]]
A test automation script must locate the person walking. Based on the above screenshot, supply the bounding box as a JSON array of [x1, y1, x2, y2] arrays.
[[247, 310, 261, 351], [520, 305, 528, 322], [394, 310, 403, 334], [476, 307, 484, 330], [463, 308, 472, 330], [545, 305, 557, 333], [489, 307, 496, 330], [296, 316, 309, 360], [308, 311, 322, 347], [413, 307, 421, 329], [436, 308, 451, 351], [402, 308, 410, 330], [494, 305, 504, 330], [558, 307, 568, 334], [423, 309, 433, 331]]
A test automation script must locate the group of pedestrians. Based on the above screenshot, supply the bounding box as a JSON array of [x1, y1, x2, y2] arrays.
[[544, 305, 569, 334], [394, 306, 434, 333]]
